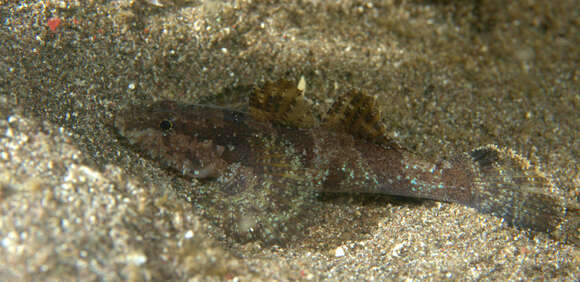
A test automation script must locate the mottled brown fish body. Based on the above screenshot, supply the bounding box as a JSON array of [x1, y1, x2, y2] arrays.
[[115, 83, 578, 246], [115, 101, 472, 204], [306, 129, 473, 205]]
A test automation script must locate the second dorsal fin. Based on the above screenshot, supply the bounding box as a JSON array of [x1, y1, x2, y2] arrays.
[[249, 80, 318, 128], [323, 89, 396, 146]]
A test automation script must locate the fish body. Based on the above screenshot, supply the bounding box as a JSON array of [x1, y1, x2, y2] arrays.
[[115, 80, 578, 246]]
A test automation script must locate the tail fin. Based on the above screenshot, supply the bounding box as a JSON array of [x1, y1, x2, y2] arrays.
[[466, 144, 579, 246]]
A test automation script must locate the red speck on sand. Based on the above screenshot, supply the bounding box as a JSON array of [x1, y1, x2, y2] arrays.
[[47, 17, 62, 32]]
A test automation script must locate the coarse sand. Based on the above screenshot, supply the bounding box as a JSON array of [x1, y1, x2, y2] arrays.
[[1, 0, 578, 280]]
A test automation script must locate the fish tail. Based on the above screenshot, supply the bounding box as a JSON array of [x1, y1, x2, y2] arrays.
[[466, 145, 579, 246]]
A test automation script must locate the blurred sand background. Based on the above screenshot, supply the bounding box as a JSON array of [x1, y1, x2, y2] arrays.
[[1, 0, 578, 280]]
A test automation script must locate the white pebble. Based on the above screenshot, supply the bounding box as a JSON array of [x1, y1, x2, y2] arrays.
[[334, 246, 345, 257]]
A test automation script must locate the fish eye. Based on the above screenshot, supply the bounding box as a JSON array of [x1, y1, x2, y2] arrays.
[[159, 120, 173, 131]]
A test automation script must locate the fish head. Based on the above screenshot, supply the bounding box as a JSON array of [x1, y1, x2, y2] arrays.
[[114, 100, 244, 179]]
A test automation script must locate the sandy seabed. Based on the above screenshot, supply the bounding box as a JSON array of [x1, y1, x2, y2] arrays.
[[1, 0, 578, 280]]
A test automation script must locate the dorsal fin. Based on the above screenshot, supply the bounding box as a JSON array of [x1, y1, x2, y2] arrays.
[[249, 80, 318, 128], [323, 89, 396, 147]]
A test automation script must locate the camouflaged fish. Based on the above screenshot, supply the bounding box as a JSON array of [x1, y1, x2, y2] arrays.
[[115, 80, 579, 246]]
